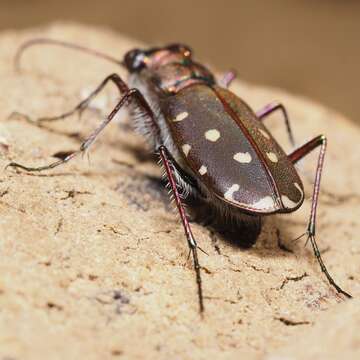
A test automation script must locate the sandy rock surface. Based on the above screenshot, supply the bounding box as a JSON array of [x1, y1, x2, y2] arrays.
[[0, 23, 359, 360]]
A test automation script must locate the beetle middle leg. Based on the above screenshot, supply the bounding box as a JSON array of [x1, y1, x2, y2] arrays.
[[289, 135, 351, 298], [256, 101, 295, 147], [7, 85, 160, 172], [158, 145, 205, 313]]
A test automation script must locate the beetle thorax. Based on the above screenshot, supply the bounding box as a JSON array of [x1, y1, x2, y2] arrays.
[[150, 61, 215, 94]]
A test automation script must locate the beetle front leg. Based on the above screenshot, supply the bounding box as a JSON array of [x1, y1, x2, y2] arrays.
[[158, 145, 205, 313], [289, 135, 351, 298], [7, 87, 161, 172], [256, 101, 295, 147], [12, 73, 129, 124]]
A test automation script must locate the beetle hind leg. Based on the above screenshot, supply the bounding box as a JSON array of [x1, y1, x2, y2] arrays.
[[158, 145, 205, 313], [289, 135, 351, 298]]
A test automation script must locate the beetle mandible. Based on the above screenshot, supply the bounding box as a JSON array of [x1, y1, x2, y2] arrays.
[[7, 38, 352, 313]]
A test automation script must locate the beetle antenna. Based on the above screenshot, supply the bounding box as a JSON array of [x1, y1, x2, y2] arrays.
[[14, 38, 124, 72]]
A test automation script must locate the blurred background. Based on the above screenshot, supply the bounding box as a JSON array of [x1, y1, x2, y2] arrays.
[[1, 0, 359, 124]]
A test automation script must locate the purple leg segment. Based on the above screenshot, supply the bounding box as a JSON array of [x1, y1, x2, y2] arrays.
[[158, 145, 204, 313], [257, 102, 295, 147], [289, 135, 351, 298], [219, 70, 237, 88]]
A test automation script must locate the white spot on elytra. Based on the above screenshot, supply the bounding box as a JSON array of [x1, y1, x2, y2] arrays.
[[281, 183, 304, 209], [281, 195, 298, 208], [233, 152, 252, 163], [205, 129, 221, 142], [182, 144, 191, 157], [198, 165, 207, 175], [259, 128, 270, 139], [251, 196, 276, 210], [223, 185, 277, 211], [173, 111, 189, 122], [266, 152, 278, 163], [224, 184, 239, 202]]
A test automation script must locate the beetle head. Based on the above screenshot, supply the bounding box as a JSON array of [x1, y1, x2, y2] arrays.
[[123, 44, 193, 73]]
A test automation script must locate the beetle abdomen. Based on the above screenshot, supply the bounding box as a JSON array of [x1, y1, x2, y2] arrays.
[[161, 84, 304, 214]]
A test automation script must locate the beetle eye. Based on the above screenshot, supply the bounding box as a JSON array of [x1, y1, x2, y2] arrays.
[[123, 49, 145, 72]]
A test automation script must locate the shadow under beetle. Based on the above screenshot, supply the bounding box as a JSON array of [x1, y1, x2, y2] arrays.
[[8, 39, 352, 313]]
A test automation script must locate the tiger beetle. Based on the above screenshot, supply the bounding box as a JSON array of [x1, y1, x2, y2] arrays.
[[7, 39, 351, 313]]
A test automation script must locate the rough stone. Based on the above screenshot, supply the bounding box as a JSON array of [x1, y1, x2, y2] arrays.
[[0, 23, 359, 360]]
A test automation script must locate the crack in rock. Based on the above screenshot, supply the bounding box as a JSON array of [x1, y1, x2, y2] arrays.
[[60, 189, 92, 200], [55, 217, 63, 235], [280, 272, 308, 290], [275, 316, 311, 326], [244, 262, 270, 274]]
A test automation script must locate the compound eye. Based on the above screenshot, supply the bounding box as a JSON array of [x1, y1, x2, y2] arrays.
[[123, 48, 145, 72]]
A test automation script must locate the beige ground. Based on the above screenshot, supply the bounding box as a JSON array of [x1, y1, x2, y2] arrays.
[[0, 24, 359, 360]]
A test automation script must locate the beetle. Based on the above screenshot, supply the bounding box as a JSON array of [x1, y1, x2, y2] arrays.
[[7, 38, 351, 313]]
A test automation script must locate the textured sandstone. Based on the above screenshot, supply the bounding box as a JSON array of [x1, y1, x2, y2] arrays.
[[0, 23, 359, 360]]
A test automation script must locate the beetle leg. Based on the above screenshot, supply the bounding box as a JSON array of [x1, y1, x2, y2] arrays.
[[7, 87, 161, 172], [158, 145, 205, 313], [13, 73, 129, 124], [219, 70, 237, 88], [160, 147, 197, 189], [289, 135, 351, 298], [256, 101, 295, 147], [33, 73, 129, 123]]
